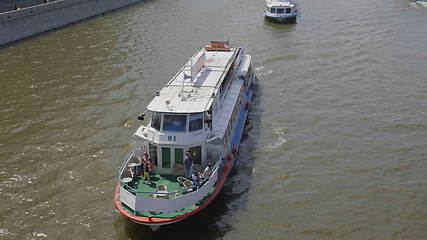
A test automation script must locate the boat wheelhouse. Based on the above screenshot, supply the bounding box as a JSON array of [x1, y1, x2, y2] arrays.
[[114, 41, 256, 230], [264, 0, 298, 23]]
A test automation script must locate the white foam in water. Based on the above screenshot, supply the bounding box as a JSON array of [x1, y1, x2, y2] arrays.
[[257, 69, 273, 76], [274, 127, 286, 135], [271, 136, 287, 149], [265, 128, 287, 149], [33, 232, 47, 237], [0, 229, 11, 237], [68, 171, 74, 180]]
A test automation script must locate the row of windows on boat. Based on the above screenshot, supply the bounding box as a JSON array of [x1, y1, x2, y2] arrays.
[[215, 60, 252, 124], [151, 112, 210, 132], [222, 70, 253, 147], [266, 7, 293, 13]]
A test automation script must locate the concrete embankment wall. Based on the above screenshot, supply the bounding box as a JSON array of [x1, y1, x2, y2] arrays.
[[0, 0, 142, 46]]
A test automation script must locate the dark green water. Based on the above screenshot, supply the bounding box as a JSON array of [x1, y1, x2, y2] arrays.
[[1, 0, 427, 239]]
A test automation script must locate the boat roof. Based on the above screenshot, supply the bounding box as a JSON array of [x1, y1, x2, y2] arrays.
[[267, 0, 293, 2], [266, 0, 295, 7], [147, 45, 238, 114]]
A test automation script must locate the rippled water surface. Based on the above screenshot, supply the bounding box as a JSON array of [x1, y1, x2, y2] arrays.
[[1, 0, 427, 239]]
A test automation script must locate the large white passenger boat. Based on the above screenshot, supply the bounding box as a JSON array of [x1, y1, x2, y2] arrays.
[[264, 0, 298, 23], [114, 41, 256, 230]]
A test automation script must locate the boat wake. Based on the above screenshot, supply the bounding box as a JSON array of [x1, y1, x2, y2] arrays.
[[255, 65, 273, 77], [266, 127, 287, 149]]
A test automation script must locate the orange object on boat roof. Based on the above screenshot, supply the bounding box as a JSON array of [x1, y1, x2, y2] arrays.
[[205, 41, 231, 51]]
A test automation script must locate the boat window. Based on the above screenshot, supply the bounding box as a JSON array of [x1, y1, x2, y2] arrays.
[[149, 143, 158, 166], [174, 148, 184, 164], [277, 8, 284, 14], [189, 146, 202, 165], [286, 8, 291, 13], [162, 147, 171, 168], [271, 8, 276, 13], [163, 114, 187, 131], [151, 112, 161, 130], [189, 113, 203, 132]]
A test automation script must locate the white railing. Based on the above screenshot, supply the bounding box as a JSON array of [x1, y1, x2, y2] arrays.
[[119, 158, 222, 213], [120, 186, 136, 211], [119, 141, 146, 178]]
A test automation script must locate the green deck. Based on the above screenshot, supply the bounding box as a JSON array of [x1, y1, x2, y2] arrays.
[[120, 173, 215, 218], [132, 173, 183, 198]]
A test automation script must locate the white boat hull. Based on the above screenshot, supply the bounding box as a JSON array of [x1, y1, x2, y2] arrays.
[[265, 14, 297, 23]]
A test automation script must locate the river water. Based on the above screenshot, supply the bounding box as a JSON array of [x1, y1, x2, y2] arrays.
[[1, 0, 427, 239]]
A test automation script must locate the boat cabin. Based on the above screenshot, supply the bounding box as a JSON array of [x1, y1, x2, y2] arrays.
[[134, 111, 209, 175], [264, 0, 297, 21]]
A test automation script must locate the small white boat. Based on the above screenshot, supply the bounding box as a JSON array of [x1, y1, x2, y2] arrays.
[[114, 41, 256, 230], [264, 0, 298, 23], [415, 0, 427, 7]]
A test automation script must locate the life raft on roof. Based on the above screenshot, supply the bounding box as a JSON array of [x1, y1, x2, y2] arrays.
[[205, 41, 231, 52]]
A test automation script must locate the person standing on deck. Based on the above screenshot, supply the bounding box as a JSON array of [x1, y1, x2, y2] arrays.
[[184, 150, 194, 178]]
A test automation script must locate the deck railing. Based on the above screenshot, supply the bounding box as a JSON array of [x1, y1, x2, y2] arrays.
[[118, 141, 145, 179], [119, 157, 223, 213]]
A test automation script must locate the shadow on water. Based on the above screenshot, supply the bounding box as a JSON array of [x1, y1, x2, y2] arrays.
[[122, 80, 264, 240]]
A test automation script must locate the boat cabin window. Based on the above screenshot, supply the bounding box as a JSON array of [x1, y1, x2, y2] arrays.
[[189, 113, 203, 132], [163, 114, 187, 132], [271, 7, 276, 13], [149, 143, 158, 166], [286, 8, 291, 13], [277, 8, 284, 14], [151, 112, 161, 130]]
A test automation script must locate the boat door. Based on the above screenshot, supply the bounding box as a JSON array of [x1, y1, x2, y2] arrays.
[[158, 146, 184, 174]]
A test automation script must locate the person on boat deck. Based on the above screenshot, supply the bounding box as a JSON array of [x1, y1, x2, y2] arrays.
[[146, 159, 153, 176], [129, 166, 136, 182], [191, 171, 201, 190], [143, 162, 150, 183], [184, 150, 194, 178], [135, 156, 144, 176], [202, 162, 213, 179]]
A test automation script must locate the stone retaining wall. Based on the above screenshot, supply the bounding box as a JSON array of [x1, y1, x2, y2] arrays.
[[0, 0, 142, 46]]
